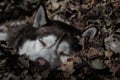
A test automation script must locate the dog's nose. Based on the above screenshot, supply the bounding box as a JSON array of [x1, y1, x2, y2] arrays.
[[35, 57, 49, 67]]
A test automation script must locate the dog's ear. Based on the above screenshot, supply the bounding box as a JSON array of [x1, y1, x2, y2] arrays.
[[80, 27, 97, 46], [82, 27, 97, 38], [33, 5, 48, 28]]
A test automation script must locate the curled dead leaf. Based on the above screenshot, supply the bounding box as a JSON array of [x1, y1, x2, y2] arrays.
[[59, 61, 74, 74], [104, 51, 113, 59], [87, 47, 103, 58]]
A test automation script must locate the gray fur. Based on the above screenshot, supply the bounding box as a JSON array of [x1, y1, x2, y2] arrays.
[[33, 6, 47, 28]]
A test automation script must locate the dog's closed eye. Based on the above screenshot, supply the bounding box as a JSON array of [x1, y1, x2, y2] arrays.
[[39, 39, 46, 47]]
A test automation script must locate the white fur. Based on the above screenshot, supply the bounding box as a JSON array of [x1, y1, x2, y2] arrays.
[[60, 55, 70, 63], [19, 34, 71, 66], [41, 35, 57, 47], [19, 39, 44, 60], [57, 41, 70, 55], [57, 41, 70, 63]]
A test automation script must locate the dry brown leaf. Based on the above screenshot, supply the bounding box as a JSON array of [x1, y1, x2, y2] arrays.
[[104, 51, 113, 59], [87, 47, 103, 58], [59, 61, 74, 74]]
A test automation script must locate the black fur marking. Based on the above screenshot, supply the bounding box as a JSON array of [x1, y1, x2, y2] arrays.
[[8, 20, 82, 53]]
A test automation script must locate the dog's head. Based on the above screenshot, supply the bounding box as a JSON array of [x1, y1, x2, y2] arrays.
[[6, 6, 97, 68]]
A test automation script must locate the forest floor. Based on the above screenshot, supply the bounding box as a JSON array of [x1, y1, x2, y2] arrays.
[[0, 0, 120, 80]]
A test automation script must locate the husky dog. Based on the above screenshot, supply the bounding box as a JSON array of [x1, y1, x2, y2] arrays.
[[0, 5, 97, 68]]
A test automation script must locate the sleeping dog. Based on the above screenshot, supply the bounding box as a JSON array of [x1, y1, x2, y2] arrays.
[[0, 5, 97, 68]]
